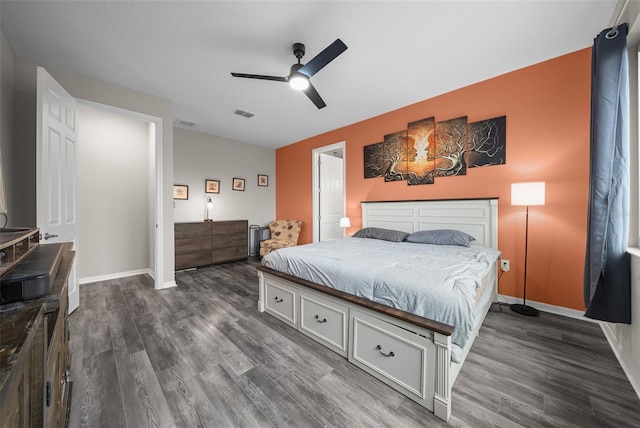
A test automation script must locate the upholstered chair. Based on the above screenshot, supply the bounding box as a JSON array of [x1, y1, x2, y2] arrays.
[[259, 219, 302, 257]]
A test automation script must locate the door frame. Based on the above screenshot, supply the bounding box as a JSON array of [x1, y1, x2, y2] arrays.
[[312, 141, 346, 243], [77, 99, 164, 290]]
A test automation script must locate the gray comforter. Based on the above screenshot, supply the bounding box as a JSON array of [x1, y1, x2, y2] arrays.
[[262, 237, 501, 362]]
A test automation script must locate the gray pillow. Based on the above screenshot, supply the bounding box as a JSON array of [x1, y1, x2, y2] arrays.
[[352, 227, 409, 242], [406, 229, 476, 247]]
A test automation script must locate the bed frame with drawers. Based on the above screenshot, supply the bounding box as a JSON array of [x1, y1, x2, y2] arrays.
[[257, 198, 499, 421]]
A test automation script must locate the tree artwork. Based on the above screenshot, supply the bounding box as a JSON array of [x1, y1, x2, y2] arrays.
[[383, 131, 415, 182], [406, 117, 435, 185], [363, 114, 506, 183], [434, 116, 468, 177], [363, 142, 383, 178], [468, 116, 506, 167]]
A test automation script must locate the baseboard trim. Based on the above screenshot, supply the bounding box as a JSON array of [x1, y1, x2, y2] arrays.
[[157, 280, 177, 290], [600, 323, 640, 401], [80, 268, 153, 285], [497, 295, 597, 322]]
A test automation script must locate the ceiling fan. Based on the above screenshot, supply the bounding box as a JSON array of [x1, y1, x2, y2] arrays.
[[231, 39, 348, 109]]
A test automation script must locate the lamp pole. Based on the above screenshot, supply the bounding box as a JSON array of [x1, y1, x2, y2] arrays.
[[511, 204, 540, 317]]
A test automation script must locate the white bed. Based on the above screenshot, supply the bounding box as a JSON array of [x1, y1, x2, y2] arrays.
[[257, 198, 499, 421]]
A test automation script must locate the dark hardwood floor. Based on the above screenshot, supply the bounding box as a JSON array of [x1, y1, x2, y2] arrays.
[[67, 259, 640, 427]]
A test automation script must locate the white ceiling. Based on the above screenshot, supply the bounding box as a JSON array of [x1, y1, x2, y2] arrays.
[[1, 1, 617, 149]]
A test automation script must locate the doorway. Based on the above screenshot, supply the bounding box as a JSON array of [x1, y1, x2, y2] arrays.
[[76, 99, 164, 289], [312, 142, 346, 242]]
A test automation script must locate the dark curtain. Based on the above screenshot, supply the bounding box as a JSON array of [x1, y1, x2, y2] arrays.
[[584, 23, 631, 323]]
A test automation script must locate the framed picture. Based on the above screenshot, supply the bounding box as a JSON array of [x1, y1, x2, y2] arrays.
[[258, 174, 269, 187], [173, 184, 189, 200], [232, 178, 245, 191], [205, 179, 220, 194]]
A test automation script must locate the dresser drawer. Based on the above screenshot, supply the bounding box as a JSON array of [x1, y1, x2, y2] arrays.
[[264, 279, 297, 328], [211, 220, 247, 235], [349, 310, 435, 403], [175, 236, 211, 270], [211, 234, 246, 249], [299, 292, 348, 357], [211, 246, 246, 264], [175, 222, 211, 239]]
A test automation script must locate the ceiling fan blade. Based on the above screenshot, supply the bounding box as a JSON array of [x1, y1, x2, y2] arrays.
[[231, 72, 288, 82], [298, 39, 347, 78], [303, 82, 326, 109]]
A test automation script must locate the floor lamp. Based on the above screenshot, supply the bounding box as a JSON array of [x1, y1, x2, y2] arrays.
[[510, 182, 545, 317]]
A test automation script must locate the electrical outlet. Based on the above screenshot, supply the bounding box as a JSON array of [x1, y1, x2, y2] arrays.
[[501, 260, 510, 272]]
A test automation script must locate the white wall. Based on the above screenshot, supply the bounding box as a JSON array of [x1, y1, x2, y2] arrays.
[[10, 56, 176, 288], [78, 106, 151, 280], [148, 122, 156, 275], [600, 1, 640, 400], [0, 28, 14, 222], [173, 127, 275, 232]]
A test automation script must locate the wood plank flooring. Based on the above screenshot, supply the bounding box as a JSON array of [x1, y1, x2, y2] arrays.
[[67, 259, 640, 427]]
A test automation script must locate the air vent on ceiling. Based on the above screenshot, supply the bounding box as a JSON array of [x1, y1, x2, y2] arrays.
[[233, 109, 255, 118], [174, 118, 199, 128]]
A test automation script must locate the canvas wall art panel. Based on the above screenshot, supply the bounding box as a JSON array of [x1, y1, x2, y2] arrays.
[[434, 116, 468, 177], [468, 115, 506, 168], [363, 142, 383, 178], [383, 131, 410, 182], [406, 117, 435, 185]]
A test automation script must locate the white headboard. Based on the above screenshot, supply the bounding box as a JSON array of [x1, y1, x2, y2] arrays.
[[361, 198, 498, 249]]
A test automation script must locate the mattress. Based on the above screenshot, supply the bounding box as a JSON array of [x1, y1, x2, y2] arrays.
[[262, 237, 501, 362]]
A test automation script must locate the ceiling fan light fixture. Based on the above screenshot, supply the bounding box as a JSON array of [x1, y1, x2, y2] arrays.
[[289, 74, 309, 90]]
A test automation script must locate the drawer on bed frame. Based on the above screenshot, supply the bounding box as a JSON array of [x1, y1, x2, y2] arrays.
[[299, 292, 349, 357], [349, 309, 435, 409], [264, 278, 297, 328]]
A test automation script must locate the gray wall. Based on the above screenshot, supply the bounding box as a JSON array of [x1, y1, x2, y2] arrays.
[[173, 127, 275, 231], [78, 105, 152, 280]]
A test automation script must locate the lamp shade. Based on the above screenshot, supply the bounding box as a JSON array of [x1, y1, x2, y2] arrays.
[[339, 217, 351, 228], [511, 182, 545, 206]]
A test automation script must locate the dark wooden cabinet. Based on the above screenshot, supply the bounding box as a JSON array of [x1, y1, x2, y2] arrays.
[[175, 222, 212, 270], [0, 233, 74, 428], [175, 220, 248, 270]]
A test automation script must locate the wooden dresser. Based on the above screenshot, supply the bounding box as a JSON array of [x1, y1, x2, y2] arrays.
[[0, 228, 74, 427], [175, 220, 248, 270]]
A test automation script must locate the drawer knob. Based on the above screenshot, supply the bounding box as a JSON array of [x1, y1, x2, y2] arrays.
[[314, 315, 327, 323], [274, 296, 284, 303], [376, 345, 395, 357]]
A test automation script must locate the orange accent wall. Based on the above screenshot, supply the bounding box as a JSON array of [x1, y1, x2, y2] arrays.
[[276, 48, 591, 311]]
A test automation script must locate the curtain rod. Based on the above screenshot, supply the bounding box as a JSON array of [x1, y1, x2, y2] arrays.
[[607, 0, 628, 39]]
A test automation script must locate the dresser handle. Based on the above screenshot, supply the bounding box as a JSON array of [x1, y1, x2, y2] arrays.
[[314, 315, 327, 323], [46, 381, 51, 407], [376, 345, 395, 357], [274, 296, 283, 303], [61, 370, 70, 384]]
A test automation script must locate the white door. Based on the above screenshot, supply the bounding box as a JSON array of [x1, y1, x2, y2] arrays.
[[319, 153, 344, 241], [37, 67, 80, 313]]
